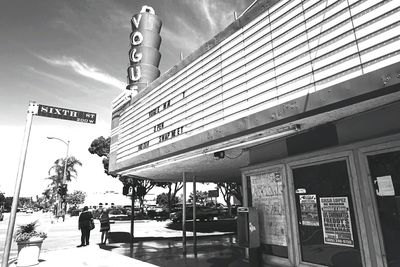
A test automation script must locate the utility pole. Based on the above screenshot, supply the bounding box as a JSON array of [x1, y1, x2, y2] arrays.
[[47, 137, 69, 216]]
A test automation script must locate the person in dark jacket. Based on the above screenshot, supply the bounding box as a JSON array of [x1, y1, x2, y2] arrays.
[[78, 206, 93, 247]]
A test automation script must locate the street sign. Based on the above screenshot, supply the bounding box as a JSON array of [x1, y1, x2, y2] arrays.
[[37, 104, 96, 124], [208, 189, 219, 197]]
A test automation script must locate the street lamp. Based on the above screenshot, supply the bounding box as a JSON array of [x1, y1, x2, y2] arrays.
[[47, 137, 70, 219], [47, 137, 70, 184]]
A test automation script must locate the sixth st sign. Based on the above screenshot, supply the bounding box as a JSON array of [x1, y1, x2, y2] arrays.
[[37, 104, 96, 124]]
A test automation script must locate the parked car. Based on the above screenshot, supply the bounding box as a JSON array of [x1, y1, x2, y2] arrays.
[[170, 206, 220, 223], [25, 208, 34, 214], [108, 208, 129, 220], [150, 206, 169, 221]]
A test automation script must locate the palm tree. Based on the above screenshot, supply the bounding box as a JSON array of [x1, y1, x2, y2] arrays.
[[48, 156, 82, 183], [47, 156, 82, 216]]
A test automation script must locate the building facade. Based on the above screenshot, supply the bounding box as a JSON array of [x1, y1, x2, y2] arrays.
[[110, 0, 400, 266]]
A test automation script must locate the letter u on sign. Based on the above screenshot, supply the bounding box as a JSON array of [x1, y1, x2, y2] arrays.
[[128, 65, 141, 81]]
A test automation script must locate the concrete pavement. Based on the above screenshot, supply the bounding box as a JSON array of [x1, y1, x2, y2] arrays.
[[4, 214, 245, 267], [9, 244, 158, 267], [102, 235, 250, 267], [8, 235, 249, 267]]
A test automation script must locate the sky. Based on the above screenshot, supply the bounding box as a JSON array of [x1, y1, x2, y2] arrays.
[[0, 0, 253, 198]]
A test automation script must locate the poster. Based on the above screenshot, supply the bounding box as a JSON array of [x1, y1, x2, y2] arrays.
[[320, 197, 354, 247], [299, 194, 319, 226], [376, 175, 395, 196], [250, 168, 287, 246]]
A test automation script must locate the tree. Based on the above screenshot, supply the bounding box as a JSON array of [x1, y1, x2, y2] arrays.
[[163, 182, 183, 212], [18, 197, 32, 208], [88, 136, 114, 176], [217, 182, 242, 216], [65, 190, 86, 207], [46, 156, 82, 214], [156, 192, 180, 210], [156, 193, 169, 207], [43, 187, 56, 207], [0, 192, 5, 207], [4, 197, 13, 211], [119, 176, 167, 211], [89, 136, 168, 211], [88, 136, 110, 157], [188, 190, 209, 205], [48, 156, 83, 185]]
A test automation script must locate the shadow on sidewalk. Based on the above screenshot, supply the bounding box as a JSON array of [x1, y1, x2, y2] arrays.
[[166, 218, 237, 233], [107, 232, 132, 244], [98, 243, 120, 251], [99, 235, 249, 267]]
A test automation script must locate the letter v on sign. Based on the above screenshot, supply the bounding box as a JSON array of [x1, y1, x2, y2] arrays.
[[132, 14, 142, 29]]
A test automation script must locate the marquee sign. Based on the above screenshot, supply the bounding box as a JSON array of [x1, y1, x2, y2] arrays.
[[37, 104, 96, 124]]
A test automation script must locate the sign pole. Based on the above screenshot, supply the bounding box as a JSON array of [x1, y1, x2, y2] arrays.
[[182, 172, 186, 254], [130, 188, 135, 245], [2, 101, 37, 267]]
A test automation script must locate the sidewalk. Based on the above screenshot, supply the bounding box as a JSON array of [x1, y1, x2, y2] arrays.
[[8, 234, 248, 267], [9, 244, 158, 267], [5, 217, 244, 267]]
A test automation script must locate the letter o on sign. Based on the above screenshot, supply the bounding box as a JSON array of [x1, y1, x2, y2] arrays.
[[130, 31, 143, 46]]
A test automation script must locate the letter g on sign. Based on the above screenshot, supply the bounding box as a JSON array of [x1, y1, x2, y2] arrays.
[[129, 48, 142, 63]]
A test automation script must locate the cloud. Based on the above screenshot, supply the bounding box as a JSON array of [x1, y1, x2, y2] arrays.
[[192, 0, 241, 34], [26, 66, 91, 92], [162, 23, 205, 55], [201, 0, 218, 33], [38, 55, 125, 90]]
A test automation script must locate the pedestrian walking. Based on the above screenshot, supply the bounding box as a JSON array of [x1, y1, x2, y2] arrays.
[[77, 206, 93, 247], [60, 208, 66, 222], [99, 208, 110, 244]]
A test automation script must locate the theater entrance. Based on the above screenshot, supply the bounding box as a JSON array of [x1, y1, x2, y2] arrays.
[[367, 150, 400, 267]]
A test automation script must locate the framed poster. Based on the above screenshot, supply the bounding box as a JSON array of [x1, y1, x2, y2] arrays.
[[250, 167, 287, 246], [299, 194, 319, 226], [320, 196, 354, 247]]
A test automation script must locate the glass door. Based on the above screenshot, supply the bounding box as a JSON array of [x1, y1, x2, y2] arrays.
[[367, 150, 400, 267], [292, 159, 362, 267]]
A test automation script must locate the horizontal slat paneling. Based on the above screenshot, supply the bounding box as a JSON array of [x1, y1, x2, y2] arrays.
[[112, 0, 400, 163]]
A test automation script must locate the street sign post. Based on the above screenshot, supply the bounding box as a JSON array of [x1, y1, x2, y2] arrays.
[[2, 102, 97, 267]]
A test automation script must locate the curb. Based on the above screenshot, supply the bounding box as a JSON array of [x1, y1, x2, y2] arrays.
[[107, 232, 236, 244], [131, 232, 235, 242]]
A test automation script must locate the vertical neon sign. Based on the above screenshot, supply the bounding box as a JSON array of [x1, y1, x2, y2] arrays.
[[127, 6, 162, 93]]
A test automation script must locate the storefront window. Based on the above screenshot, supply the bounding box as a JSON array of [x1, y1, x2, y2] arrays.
[[368, 150, 400, 267], [292, 160, 362, 266], [249, 166, 288, 258]]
